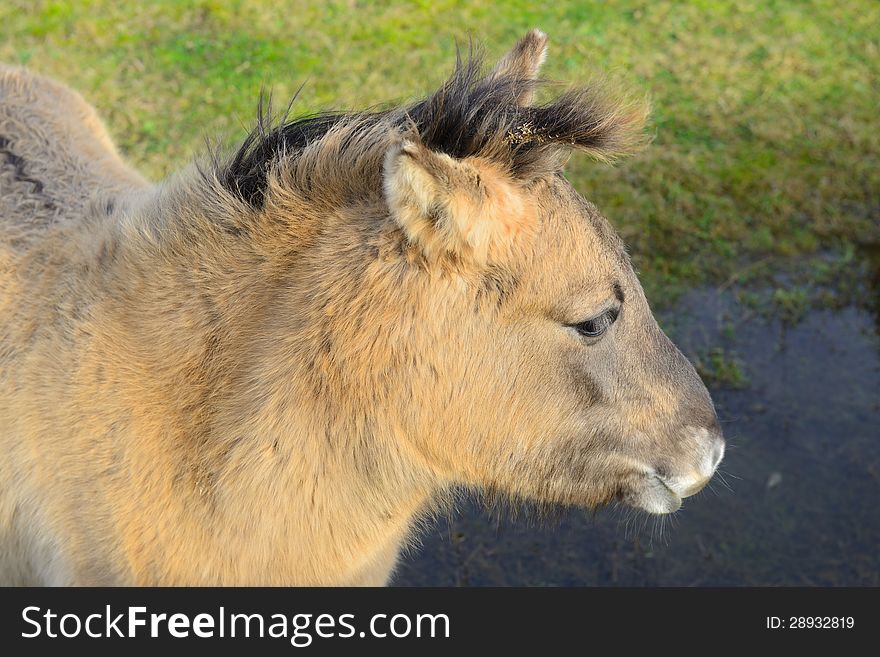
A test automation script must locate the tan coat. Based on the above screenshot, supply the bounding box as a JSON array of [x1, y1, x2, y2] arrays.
[[0, 31, 723, 585]]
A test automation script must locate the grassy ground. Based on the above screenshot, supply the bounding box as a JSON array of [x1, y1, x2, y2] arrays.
[[2, 0, 878, 306]]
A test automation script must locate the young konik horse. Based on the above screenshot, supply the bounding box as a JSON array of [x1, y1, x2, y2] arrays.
[[0, 30, 724, 585]]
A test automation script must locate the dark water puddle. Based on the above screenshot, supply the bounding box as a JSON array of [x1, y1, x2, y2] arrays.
[[858, 243, 880, 334], [393, 288, 880, 586]]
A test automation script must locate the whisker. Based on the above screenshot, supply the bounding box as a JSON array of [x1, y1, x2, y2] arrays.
[[714, 471, 736, 493], [718, 468, 742, 481]]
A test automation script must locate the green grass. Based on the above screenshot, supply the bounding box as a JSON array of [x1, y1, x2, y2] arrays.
[[694, 347, 749, 389], [2, 0, 878, 307]]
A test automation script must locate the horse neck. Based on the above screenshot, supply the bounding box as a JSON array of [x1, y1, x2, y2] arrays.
[[107, 176, 438, 580]]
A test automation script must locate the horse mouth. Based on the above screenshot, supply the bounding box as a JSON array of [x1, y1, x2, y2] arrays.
[[628, 432, 725, 514]]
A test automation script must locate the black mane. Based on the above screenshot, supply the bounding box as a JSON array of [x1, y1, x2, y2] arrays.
[[221, 49, 647, 208]]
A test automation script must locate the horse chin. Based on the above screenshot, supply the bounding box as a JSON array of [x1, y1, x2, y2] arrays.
[[627, 475, 683, 515]]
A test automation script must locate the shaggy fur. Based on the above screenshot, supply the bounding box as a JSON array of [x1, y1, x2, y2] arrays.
[[0, 30, 722, 585]]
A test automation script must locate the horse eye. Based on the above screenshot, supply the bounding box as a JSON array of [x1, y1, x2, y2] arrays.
[[571, 307, 619, 339]]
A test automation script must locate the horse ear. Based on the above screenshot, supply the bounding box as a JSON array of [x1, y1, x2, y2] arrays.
[[486, 28, 549, 105], [383, 139, 532, 266]]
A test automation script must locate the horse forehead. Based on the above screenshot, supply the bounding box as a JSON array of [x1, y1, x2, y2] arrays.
[[535, 178, 626, 267]]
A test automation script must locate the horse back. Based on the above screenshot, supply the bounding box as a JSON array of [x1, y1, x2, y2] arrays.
[[0, 66, 149, 234]]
